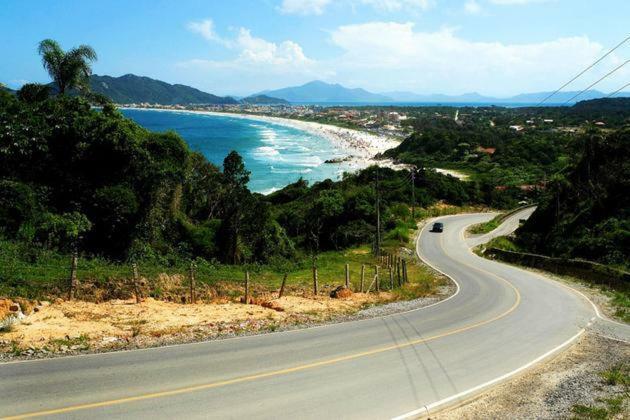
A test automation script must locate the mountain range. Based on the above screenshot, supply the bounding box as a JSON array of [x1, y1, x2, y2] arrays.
[[89, 74, 239, 105], [265, 81, 629, 104], [7, 74, 629, 105]]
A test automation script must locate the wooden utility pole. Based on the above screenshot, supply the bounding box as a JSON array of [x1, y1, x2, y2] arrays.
[[411, 169, 416, 219], [375, 167, 381, 258], [375, 265, 380, 292], [279, 273, 287, 298], [189, 262, 196, 304], [68, 250, 78, 300], [345, 263, 350, 289], [360, 264, 365, 293], [244, 271, 250, 304], [132, 262, 141, 304]]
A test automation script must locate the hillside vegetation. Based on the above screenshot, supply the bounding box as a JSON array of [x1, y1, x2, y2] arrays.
[[0, 89, 480, 269], [517, 128, 630, 268], [384, 98, 630, 190]]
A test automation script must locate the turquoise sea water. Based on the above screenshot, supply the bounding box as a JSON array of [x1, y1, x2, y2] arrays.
[[121, 109, 350, 194]]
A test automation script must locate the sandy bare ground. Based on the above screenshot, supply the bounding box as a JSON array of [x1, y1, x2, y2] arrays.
[[0, 292, 397, 356]]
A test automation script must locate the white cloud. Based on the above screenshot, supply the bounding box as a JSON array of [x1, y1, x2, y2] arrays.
[[186, 19, 311, 67], [187, 19, 222, 42], [233, 28, 311, 66], [181, 22, 318, 93], [464, 0, 482, 14], [490, 0, 552, 5], [278, 0, 432, 15], [359, 0, 432, 12], [327, 21, 621, 95], [279, 0, 331, 15]]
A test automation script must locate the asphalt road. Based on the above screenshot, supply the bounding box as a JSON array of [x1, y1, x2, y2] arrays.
[[1, 210, 625, 419]]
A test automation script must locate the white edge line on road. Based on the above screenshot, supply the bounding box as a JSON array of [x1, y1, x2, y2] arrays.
[[391, 328, 585, 420], [393, 211, 592, 420]]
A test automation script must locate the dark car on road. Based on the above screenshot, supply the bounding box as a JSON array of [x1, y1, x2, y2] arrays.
[[431, 222, 444, 233]]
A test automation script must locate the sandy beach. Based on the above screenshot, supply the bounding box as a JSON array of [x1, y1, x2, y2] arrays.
[[121, 107, 471, 184], [121, 107, 407, 172]]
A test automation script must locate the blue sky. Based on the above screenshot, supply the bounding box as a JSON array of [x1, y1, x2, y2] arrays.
[[2, 0, 629, 96]]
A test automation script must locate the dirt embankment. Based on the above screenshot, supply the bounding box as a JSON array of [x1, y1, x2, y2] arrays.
[[0, 280, 455, 361]]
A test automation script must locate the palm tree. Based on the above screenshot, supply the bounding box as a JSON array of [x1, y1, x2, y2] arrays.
[[37, 39, 97, 95]]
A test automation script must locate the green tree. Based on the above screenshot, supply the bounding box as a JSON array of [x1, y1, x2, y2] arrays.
[[223, 150, 250, 190], [17, 83, 50, 103], [220, 151, 251, 263], [37, 39, 97, 95]]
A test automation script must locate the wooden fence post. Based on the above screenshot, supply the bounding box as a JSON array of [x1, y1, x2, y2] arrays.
[[360, 264, 365, 293], [244, 271, 250, 304], [366, 274, 378, 293], [132, 262, 141, 304], [345, 263, 350, 289], [312, 261, 318, 296], [402, 260, 408, 284], [389, 267, 394, 290], [189, 262, 196, 304], [397, 257, 402, 287], [279, 273, 287, 298], [375, 265, 380, 292], [68, 251, 78, 300]]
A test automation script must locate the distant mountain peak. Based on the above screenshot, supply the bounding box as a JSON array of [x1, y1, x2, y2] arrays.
[[260, 80, 391, 103]]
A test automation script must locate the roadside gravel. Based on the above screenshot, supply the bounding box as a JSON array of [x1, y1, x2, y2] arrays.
[[436, 333, 629, 419]]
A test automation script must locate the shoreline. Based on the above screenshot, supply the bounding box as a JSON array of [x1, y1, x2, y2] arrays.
[[120, 107, 409, 174]]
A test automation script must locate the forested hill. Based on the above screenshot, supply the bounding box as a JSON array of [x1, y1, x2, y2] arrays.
[[517, 127, 630, 267], [241, 94, 289, 105], [571, 97, 630, 119], [88, 74, 239, 105]]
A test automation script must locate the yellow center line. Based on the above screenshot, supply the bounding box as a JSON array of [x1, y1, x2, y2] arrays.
[[5, 225, 521, 419]]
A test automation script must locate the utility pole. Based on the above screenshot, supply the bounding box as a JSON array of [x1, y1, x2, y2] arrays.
[[375, 166, 381, 258], [411, 168, 416, 219]]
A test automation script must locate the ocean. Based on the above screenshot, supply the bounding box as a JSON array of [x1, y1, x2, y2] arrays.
[[120, 108, 351, 194]]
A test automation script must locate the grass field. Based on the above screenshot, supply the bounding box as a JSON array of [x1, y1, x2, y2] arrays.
[[0, 241, 445, 301]]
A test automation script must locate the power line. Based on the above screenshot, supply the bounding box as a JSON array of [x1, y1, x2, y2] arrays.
[[606, 81, 630, 97], [563, 60, 630, 104], [536, 34, 630, 106]]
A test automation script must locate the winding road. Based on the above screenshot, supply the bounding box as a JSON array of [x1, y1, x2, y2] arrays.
[[1, 209, 628, 419]]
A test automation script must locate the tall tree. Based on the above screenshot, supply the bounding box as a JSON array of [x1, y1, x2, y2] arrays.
[[220, 151, 251, 264], [37, 39, 97, 95]]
